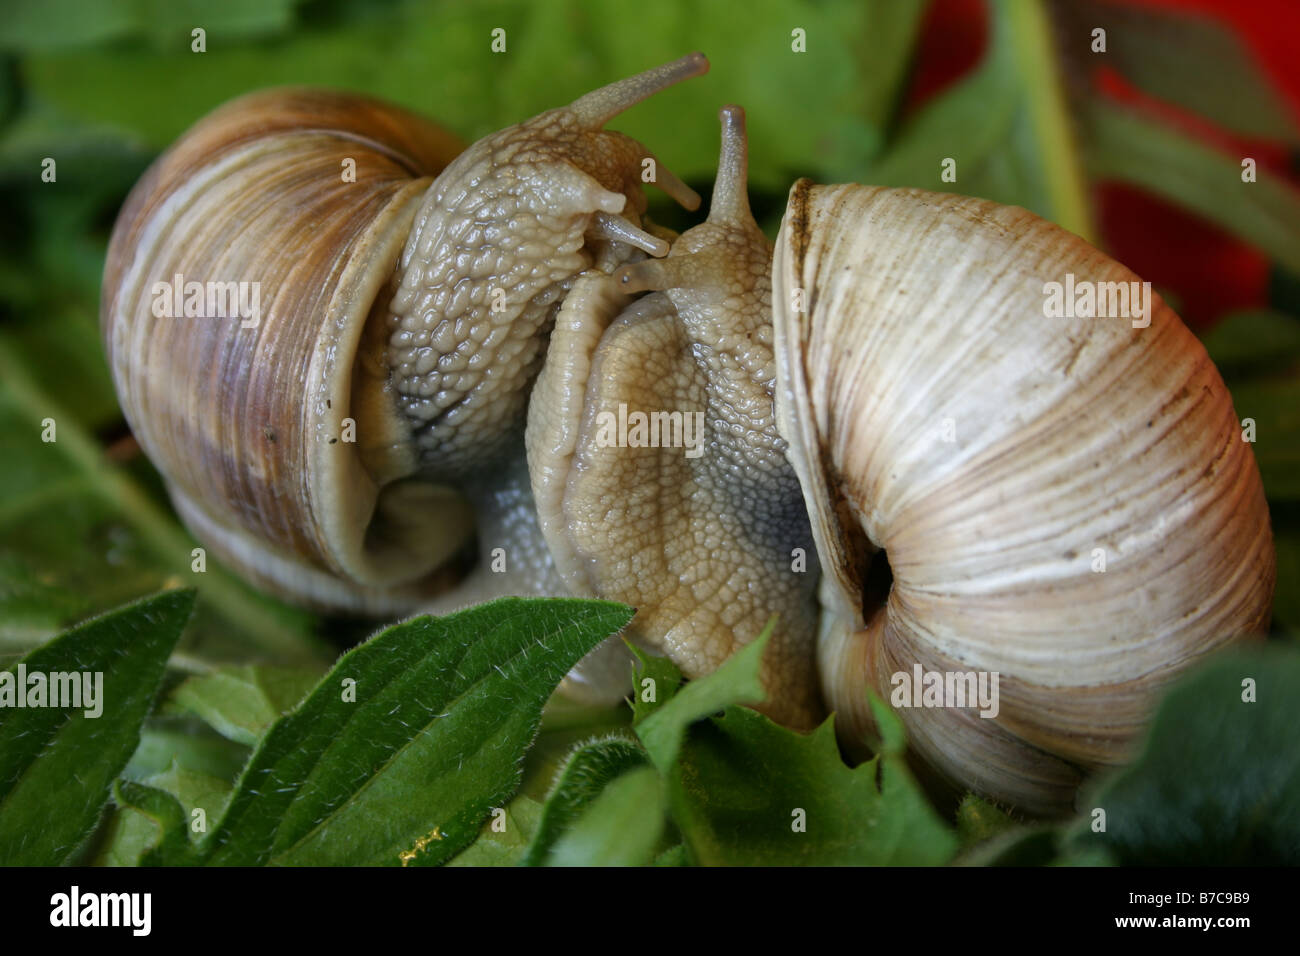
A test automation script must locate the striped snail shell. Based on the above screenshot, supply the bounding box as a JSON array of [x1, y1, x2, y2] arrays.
[[527, 104, 1275, 813]]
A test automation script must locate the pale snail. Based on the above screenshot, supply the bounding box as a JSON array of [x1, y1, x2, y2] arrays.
[[101, 53, 1275, 816]]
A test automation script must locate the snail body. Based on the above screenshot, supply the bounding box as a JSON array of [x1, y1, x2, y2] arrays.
[[101, 56, 1274, 814]]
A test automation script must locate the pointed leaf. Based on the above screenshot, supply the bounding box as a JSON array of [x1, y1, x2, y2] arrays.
[[668, 706, 957, 866], [0, 589, 194, 864], [199, 598, 634, 866], [627, 642, 683, 724], [635, 623, 770, 771], [521, 735, 648, 866]]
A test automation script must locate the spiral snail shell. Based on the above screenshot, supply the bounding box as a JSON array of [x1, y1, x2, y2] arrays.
[[101, 54, 1274, 814], [526, 101, 1274, 813]]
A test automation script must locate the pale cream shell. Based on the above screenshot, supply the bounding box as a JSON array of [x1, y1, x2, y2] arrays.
[[774, 182, 1275, 814]]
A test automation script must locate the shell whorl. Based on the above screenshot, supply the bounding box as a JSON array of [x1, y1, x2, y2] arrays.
[[101, 89, 471, 612], [774, 182, 1275, 814]]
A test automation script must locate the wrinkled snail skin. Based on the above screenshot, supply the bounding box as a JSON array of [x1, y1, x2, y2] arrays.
[[384, 54, 707, 482], [100, 55, 707, 617], [527, 107, 824, 729], [101, 55, 1276, 813], [773, 183, 1276, 815]]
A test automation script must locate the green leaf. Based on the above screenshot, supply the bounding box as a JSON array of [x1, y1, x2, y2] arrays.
[[954, 825, 1075, 867], [0, 589, 194, 864], [1224, 379, 1300, 499], [103, 761, 232, 867], [1084, 0, 1298, 141], [1201, 309, 1300, 376], [521, 734, 649, 866], [446, 796, 544, 867], [0, 0, 306, 52], [635, 621, 770, 771], [1082, 99, 1300, 276], [546, 765, 665, 867], [628, 642, 683, 724], [95, 795, 161, 867], [1064, 644, 1300, 865], [865, 0, 1092, 238], [101, 738, 241, 868], [165, 665, 324, 746], [867, 691, 907, 756], [519, 695, 634, 802], [955, 794, 1018, 848], [198, 598, 634, 866], [109, 780, 197, 867], [124, 721, 251, 783], [142, 760, 231, 824], [668, 706, 958, 866], [653, 843, 690, 866]]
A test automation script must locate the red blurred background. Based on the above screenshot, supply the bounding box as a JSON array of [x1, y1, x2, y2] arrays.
[[905, 0, 1300, 329]]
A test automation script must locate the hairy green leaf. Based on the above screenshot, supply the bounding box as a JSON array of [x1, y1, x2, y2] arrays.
[[519, 696, 634, 802], [955, 794, 1018, 848], [653, 843, 690, 866], [198, 598, 634, 866], [102, 760, 232, 867], [521, 735, 649, 866], [546, 765, 665, 867], [109, 780, 197, 867], [0, 589, 194, 864]]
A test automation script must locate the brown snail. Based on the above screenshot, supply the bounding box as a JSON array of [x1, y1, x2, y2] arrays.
[[101, 54, 1275, 815]]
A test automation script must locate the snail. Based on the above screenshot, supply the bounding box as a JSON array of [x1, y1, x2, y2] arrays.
[[100, 55, 705, 616], [101, 54, 1275, 815]]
